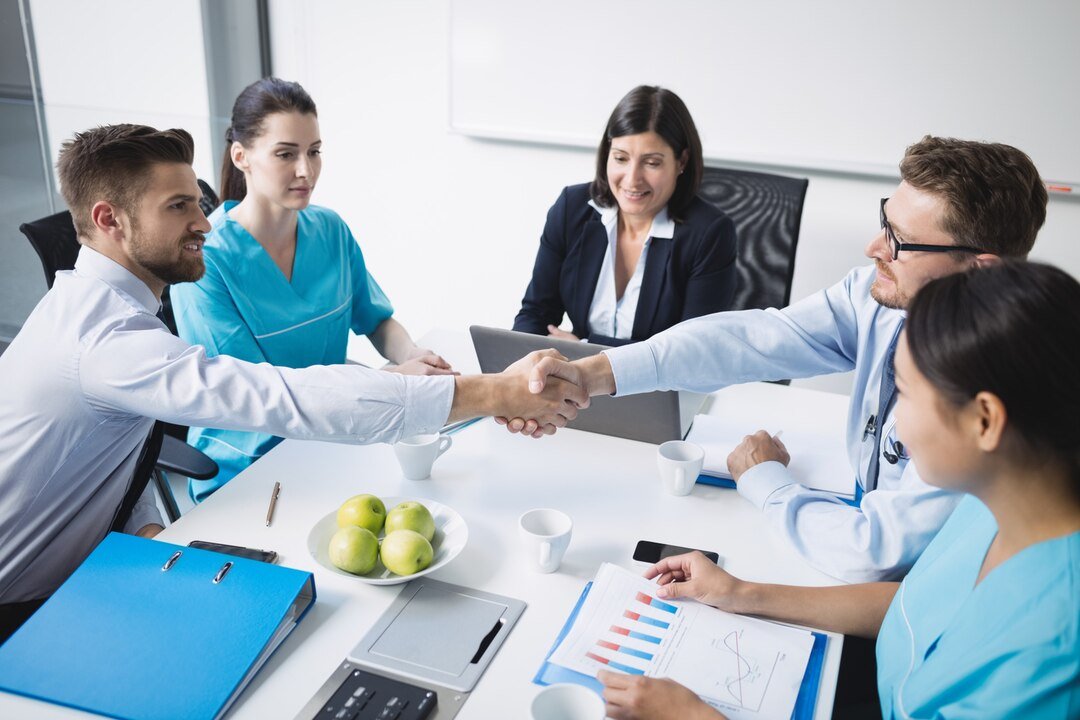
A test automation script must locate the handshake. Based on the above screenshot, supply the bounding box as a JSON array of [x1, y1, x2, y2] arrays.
[[450, 349, 614, 438]]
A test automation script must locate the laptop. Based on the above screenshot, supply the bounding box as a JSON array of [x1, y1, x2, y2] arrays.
[[469, 326, 705, 444]]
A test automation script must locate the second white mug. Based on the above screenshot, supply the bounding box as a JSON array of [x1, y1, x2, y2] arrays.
[[393, 433, 452, 480], [518, 508, 573, 573], [657, 440, 704, 496]]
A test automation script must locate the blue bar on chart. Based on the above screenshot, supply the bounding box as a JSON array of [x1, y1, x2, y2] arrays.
[[598, 639, 654, 661], [623, 609, 670, 629], [610, 624, 662, 645], [586, 651, 645, 675], [635, 591, 678, 614]]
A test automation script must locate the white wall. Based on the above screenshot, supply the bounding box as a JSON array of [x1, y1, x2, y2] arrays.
[[271, 1, 1079, 393], [29, 0, 216, 186]]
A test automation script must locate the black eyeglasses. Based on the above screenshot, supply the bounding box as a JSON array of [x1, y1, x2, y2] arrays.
[[879, 198, 986, 261]]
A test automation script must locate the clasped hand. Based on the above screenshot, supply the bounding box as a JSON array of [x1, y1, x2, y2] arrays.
[[495, 352, 590, 437], [494, 349, 589, 436]]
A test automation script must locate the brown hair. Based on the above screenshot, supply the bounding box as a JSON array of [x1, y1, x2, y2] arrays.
[[220, 77, 317, 202], [57, 124, 195, 240], [899, 136, 1047, 257], [590, 85, 704, 223]]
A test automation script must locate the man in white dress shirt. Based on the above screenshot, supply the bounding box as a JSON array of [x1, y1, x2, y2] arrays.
[[0, 124, 587, 636], [507, 136, 1049, 583]]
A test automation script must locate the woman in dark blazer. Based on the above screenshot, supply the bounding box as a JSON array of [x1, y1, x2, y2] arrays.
[[513, 86, 737, 346]]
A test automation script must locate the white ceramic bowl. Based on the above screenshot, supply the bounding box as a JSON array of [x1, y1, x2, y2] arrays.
[[306, 496, 468, 585]]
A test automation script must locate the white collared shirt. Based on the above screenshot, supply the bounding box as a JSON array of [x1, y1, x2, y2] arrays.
[[586, 201, 675, 340], [0, 246, 453, 602]]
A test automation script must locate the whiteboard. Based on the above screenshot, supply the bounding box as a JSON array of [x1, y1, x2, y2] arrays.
[[450, 0, 1080, 186]]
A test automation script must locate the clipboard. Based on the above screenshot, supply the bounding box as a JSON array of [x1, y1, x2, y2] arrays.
[[0, 532, 315, 720], [534, 581, 828, 720]]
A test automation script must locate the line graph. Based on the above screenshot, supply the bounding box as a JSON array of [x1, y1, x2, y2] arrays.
[[710, 629, 780, 713]]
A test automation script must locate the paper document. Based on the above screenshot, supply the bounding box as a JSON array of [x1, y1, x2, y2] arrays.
[[548, 563, 814, 720], [686, 414, 854, 497]]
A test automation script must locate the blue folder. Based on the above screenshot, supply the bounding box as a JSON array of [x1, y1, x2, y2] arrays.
[[0, 532, 315, 720], [535, 581, 828, 720]]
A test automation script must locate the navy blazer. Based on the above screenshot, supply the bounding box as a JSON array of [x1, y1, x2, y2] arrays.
[[513, 183, 738, 346]]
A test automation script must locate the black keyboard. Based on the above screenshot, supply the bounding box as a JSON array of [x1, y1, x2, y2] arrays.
[[313, 667, 437, 720]]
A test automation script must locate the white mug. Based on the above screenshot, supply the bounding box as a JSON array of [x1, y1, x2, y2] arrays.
[[657, 440, 704, 496], [518, 509, 572, 573], [393, 433, 452, 480], [530, 683, 605, 720]]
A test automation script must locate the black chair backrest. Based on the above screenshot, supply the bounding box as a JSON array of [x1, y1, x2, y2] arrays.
[[697, 166, 809, 312], [197, 178, 220, 217], [19, 210, 80, 292]]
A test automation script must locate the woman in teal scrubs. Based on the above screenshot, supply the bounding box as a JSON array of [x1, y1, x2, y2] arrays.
[[599, 261, 1080, 720], [171, 78, 454, 501]]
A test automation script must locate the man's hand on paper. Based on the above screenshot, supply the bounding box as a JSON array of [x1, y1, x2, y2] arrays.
[[599, 670, 727, 720], [136, 524, 164, 538], [645, 551, 746, 613], [726, 429, 790, 482]]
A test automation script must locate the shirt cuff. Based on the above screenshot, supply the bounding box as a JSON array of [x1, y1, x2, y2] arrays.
[[736, 461, 795, 510], [123, 482, 165, 534], [401, 375, 456, 437], [603, 342, 659, 396]]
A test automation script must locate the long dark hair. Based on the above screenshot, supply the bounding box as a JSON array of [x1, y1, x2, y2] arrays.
[[906, 261, 1080, 485], [220, 77, 317, 202], [589, 85, 703, 223]]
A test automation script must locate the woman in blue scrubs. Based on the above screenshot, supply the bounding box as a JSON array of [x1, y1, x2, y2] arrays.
[[599, 261, 1080, 719], [171, 78, 454, 501]]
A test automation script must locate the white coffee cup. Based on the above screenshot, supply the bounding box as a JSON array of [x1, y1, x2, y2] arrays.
[[657, 440, 705, 496], [393, 433, 452, 480], [530, 683, 605, 720], [519, 509, 573, 573]]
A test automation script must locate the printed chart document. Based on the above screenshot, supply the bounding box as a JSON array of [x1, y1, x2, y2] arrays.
[[548, 563, 815, 720], [686, 414, 854, 498]]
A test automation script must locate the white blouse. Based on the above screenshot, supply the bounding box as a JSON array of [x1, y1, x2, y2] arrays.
[[586, 200, 675, 340]]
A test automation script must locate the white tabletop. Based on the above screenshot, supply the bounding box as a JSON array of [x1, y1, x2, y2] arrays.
[[0, 330, 850, 720]]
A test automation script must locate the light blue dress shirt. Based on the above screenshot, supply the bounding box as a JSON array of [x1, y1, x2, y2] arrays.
[[604, 265, 960, 581], [0, 247, 453, 603], [171, 203, 395, 500], [877, 496, 1080, 718]]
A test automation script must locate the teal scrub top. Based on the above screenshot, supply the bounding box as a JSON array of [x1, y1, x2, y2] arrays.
[[876, 495, 1080, 718], [170, 202, 393, 501]]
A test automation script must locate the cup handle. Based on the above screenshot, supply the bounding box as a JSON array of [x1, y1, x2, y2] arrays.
[[437, 435, 453, 457], [539, 541, 551, 568]]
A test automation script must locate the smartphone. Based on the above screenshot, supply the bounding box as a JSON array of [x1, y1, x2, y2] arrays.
[[633, 540, 719, 565], [188, 540, 278, 564]]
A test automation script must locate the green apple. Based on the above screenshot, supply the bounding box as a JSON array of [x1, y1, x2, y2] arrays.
[[380, 529, 434, 576], [328, 526, 379, 575], [384, 501, 436, 542], [336, 493, 386, 535]]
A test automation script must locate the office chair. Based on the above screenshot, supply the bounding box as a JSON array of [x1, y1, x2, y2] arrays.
[[698, 166, 809, 385], [697, 166, 809, 312], [18, 202, 219, 523]]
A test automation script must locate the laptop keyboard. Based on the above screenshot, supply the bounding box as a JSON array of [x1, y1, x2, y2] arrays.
[[313, 668, 436, 720]]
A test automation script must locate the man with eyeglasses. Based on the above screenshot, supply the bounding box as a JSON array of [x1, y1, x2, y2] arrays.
[[506, 136, 1048, 583]]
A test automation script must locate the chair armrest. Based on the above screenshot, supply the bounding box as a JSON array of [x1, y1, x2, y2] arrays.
[[156, 434, 219, 481]]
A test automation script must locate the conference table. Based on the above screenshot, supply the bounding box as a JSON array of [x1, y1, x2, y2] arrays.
[[0, 329, 851, 720]]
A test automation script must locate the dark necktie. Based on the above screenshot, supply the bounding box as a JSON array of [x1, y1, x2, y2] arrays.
[[110, 306, 168, 532], [863, 323, 903, 494]]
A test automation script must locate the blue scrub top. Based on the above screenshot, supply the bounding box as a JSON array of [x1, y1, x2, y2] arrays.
[[876, 495, 1080, 718], [170, 202, 393, 501]]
